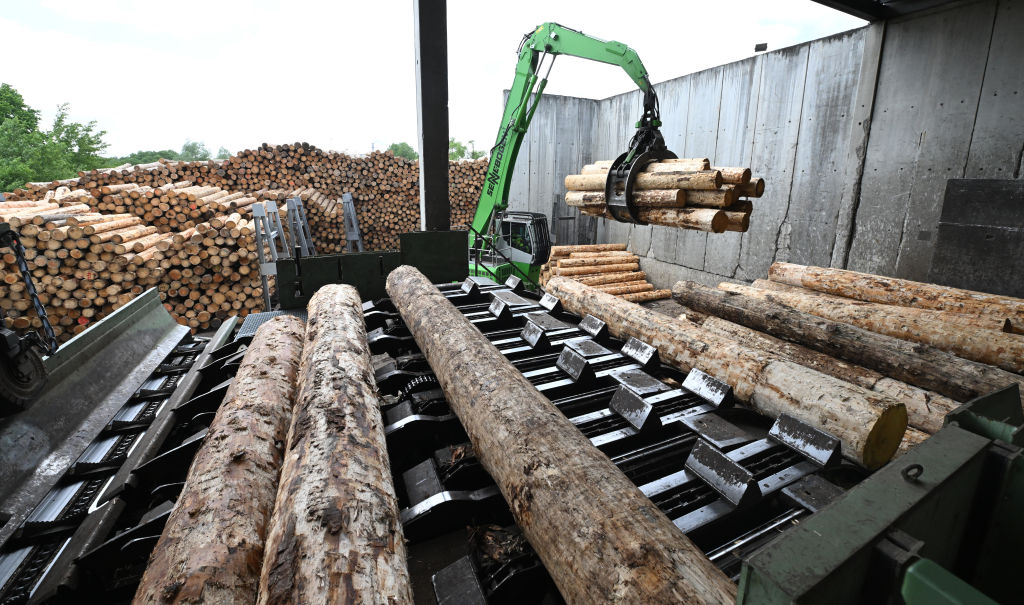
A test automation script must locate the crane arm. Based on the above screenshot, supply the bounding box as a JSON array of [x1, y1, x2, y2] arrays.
[[469, 23, 661, 245]]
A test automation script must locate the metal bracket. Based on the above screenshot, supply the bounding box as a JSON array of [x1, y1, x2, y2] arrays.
[[769, 414, 842, 468], [578, 314, 608, 341], [621, 337, 659, 370], [685, 439, 762, 507], [683, 368, 734, 408]]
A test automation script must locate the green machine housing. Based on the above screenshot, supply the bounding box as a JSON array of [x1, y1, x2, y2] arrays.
[[275, 231, 468, 308]]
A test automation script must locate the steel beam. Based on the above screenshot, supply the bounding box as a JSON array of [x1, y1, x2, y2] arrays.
[[414, 0, 450, 231]]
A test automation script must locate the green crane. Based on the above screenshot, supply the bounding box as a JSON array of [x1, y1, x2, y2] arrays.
[[468, 22, 675, 286]]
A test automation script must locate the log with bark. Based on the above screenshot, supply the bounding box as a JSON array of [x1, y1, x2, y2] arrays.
[[769, 262, 1024, 333], [696, 316, 957, 433], [670, 280, 1024, 406], [133, 316, 305, 605], [258, 284, 412, 605], [386, 266, 736, 604], [755, 280, 1012, 333], [718, 281, 1024, 374], [544, 277, 907, 469]]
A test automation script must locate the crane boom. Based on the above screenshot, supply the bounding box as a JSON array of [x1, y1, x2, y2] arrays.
[[470, 23, 658, 245]]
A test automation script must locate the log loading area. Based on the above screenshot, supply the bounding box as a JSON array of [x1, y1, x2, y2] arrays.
[[2, 1, 1024, 604]]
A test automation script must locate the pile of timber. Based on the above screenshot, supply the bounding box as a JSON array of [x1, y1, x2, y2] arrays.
[[670, 263, 1024, 449], [563, 158, 762, 233], [8, 143, 488, 252], [538, 243, 670, 302], [0, 196, 268, 343]]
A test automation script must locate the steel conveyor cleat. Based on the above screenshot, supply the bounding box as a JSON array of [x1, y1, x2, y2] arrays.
[[683, 368, 734, 408], [621, 337, 660, 371], [578, 314, 609, 341], [768, 414, 842, 468], [685, 439, 762, 507], [539, 293, 562, 313], [609, 386, 656, 433], [520, 320, 550, 351]]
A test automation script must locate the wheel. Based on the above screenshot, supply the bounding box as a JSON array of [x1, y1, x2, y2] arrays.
[[0, 347, 48, 415]]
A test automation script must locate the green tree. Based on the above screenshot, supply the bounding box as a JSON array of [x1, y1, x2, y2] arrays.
[[0, 83, 39, 132], [387, 142, 418, 161], [216, 146, 232, 159], [0, 92, 109, 191], [179, 139, 211, 161], [448, 137, 467, 161], [467, 140, 486, 160]]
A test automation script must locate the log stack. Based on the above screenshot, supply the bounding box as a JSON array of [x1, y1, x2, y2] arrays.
[[0, 195, 268, 343], [538, 243, 670, 302], [563, 158, 762, 232], [6, 143, 488, 253]]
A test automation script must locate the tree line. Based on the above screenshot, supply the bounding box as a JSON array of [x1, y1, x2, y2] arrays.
[[0, 83, 231, 192], [387, 138, 487, 162]]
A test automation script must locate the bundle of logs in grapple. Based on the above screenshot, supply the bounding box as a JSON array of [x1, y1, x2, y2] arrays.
[[538, 243, 670, 302], [8, 144, 487, 251], [0, 194, 272, 343], [563, 158, 762, 232]]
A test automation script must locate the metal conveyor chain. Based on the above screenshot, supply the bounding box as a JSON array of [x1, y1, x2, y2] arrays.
[[366, 275, 861, 604]]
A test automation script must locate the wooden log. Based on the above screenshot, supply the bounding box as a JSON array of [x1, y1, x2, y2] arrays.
[[577, 206, 727, 232], [684, 189, 739, 208], [768, 262, 1024, 333], [557, 255, 639, 268], [594, 282, 654, 295], [620, 289, 672, 302], [553, 262, 640, 276], [719, 281, 1024, 373], [545, 277, 907, 469], [711, 167, 751, 185], [670, 280, 1024, 406], [258, 285, 412, 605], [565, 189, 686, 207], [754, 280, 1012, 333], [699, 316, 957, 433], [724, 211, 750, 232], [567, 251, 636, 258], [565, 170, 722, 192], [133, 316, 304, 605], [575, 271, 647, 286], [385, 266, 736, 604], [549, 243, 627, 257], [724, 178, 764, 197]]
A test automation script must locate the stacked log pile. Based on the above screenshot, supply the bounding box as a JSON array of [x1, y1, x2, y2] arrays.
[[670, 263, 1024, 449], [9, 144, 487, 251], [563, 158, 762, 233], [538, 243, 670, 302], [0, 195, 267, 343]]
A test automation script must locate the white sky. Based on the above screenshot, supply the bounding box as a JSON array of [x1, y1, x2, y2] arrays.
[[1, 1, 863, 157]]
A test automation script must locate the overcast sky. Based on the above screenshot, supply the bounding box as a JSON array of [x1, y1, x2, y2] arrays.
[[2, 1, 863, 157]]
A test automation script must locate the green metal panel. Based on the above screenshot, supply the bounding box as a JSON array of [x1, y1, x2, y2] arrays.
[[902, 559, 999, 605], [400, 231, 468, 284], [737, 427, 991, 605], [277, 231, 467, 308]]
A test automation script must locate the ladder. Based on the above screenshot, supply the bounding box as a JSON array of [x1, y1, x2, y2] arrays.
[[341, 192, 364, 252]]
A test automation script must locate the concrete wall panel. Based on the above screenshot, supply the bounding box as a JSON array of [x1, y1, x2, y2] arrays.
[[848, 1, 996, 279], [964, 0, 1024, 178]]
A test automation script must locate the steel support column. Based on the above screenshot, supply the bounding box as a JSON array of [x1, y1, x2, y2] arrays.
[[414, 0, 450, 231]]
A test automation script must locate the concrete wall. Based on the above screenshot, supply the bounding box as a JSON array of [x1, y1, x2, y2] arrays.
[[507, 0, 1024, 288]]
